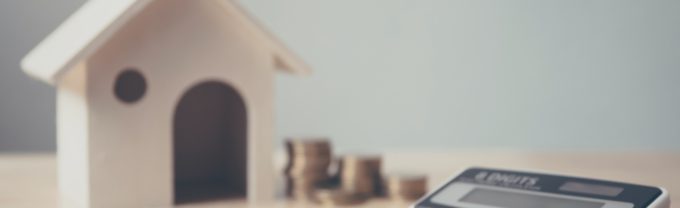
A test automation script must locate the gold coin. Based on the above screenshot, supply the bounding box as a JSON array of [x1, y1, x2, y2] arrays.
[[383, 173, 427, 201], [285, 137, 332, 156], [314, 188, 369, 206], [336, 154, 383, 196], [338, 155, 381, 175], [286, 178, 329, 198], [287, 157, 332, 168]]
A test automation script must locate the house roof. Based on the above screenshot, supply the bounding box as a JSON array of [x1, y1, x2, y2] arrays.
[[21, 0, 311, 85]]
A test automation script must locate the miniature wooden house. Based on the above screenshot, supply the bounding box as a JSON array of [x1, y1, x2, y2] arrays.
[[21, 0, 310, 207]]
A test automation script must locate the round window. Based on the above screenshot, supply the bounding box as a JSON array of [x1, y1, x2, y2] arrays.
[[114, 68, 147, 103]]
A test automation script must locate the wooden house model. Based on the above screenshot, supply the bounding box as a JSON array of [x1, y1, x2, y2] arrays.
[[21, 0, 310, 207]]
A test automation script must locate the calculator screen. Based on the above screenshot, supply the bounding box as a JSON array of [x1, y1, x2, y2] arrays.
[[459, 187, 605, 208]]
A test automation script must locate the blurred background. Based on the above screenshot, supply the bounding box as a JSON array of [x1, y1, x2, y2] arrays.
[[1, 0, 679, 153]]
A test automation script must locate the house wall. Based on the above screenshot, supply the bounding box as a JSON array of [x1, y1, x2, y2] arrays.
[[82, 0, 275, 207], [56, 62, 90, 208]]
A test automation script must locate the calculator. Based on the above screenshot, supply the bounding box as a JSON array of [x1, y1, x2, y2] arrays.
[[412, 167, 670, 208]]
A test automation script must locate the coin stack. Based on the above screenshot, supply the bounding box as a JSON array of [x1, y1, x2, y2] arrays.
[[314, 188, 368, 206], [383, 174, 428, 201], [284, 137, 333, 200], [337, 154, 383, 198]]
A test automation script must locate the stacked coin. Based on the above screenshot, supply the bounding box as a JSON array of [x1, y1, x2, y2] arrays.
[[285, 137, 333, 200], [383, 174, 427, 201], [314, 188, 369, 206], [337, 154, 383, 197]]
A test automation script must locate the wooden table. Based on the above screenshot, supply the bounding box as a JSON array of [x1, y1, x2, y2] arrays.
[[1, 151, 678, 207]]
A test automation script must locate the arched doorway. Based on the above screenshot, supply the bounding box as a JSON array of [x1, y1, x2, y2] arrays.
[[173, 81, 247, 204]]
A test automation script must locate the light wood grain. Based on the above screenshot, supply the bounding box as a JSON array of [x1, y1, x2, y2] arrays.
[[0, 151, 677, 207]]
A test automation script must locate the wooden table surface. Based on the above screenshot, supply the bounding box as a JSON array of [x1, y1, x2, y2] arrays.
[[1, 151, 678, 207]]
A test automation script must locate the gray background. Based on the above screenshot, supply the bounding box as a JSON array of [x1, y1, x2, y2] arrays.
[[1, 0, 679, 152]]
